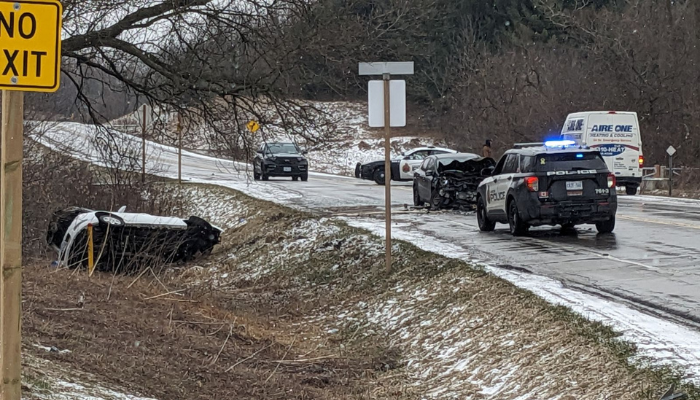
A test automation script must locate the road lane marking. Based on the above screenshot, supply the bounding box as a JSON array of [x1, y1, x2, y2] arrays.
[[617, 214, 700, 230], [388, 214, 664, 272]]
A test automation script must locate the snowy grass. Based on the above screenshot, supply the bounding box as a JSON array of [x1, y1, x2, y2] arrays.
[[171, 184, 699, 400], [23, 355, 156, 400]]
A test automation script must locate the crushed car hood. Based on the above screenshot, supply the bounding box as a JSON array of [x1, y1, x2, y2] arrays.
[[437, 157, 495, 175], [431, 157, 496, 210]]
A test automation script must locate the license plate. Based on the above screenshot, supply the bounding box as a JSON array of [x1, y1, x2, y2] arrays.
[[283, 167, 292, 172], [566, 181, 583, 190]]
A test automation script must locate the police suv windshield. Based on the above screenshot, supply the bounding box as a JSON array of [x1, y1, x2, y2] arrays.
[[267, 143, 300, 154], [533, 152, 607, 172]]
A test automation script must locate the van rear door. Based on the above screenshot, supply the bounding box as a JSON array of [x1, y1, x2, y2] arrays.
[[584, 113, 640, 179]]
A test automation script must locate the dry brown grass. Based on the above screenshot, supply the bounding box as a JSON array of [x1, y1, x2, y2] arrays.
[[23, 183, 699, 400]]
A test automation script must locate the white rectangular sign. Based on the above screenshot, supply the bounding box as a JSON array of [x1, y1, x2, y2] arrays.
[[368, 80, 406, 128], [359, 62, 414, 76]]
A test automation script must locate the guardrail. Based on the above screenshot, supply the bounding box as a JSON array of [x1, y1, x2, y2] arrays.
[[640, 165, 684, 195]]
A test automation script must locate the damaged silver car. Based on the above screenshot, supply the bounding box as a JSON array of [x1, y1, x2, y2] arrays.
[[46, 206, 223, 273], [413, 153, 496, 210]]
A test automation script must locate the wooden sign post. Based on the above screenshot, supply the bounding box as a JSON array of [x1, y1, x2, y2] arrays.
[[0, 1, 63, 398], [359, 62, 413, 273]]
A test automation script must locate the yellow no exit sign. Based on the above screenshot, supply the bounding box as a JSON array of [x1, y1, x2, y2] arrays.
[[0, 0, 62, 92]]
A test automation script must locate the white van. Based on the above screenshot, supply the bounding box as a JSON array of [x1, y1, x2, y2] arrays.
[[560, 111, 644, 195]]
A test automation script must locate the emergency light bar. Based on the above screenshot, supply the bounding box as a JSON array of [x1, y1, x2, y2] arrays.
[[544, 140, 576, 148], [512, 142, 544, 149]]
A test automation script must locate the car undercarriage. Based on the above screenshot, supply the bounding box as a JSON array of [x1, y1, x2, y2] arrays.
[[47, 208, 222, 274]]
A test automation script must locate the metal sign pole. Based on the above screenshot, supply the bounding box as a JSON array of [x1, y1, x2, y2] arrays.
[[141, 105, 147, 183], [177, 112, 182, 185], [1, 90, 24, 400], [383, 74, 392, 273], [666, 145, 677, 198], [669, 154, 673, 197]]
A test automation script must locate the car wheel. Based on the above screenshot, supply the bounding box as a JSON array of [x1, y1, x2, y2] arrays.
[[301, 173, 309, 182], [292, 176, 299, 181], [507, 199, 529, 236], [625, 185, 638, 195], [596, 216, 616, 234], [355, 163, 362, 178], [373, 169, 385, 185], [261, 163, 269, 181], [413, 184, 422, 206], [96, 212, 125, 228], [253, 168, 260, 180], [429, 189, 443, 210], [476, 196, 496, 232]]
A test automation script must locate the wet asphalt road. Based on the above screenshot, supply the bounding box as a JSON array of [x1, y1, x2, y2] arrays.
[[40, 125, 700, 330], [244, 174, 700, 329]]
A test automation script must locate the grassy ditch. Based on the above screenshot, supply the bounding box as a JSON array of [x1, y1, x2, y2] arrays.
[[23, 182, 700, 400], [173, 183, 700, 400]]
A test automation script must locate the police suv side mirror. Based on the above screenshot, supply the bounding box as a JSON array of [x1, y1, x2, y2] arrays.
[[256, 150, 263, 154], [301, 150, 308, 155], [425, 170, 434, 176], [481, 167, 494, 176]]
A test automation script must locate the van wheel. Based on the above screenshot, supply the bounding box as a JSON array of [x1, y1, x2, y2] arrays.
[[625, 185, 638, 195], [355, 163, 362, 178], [477, 196, 495, 232], [508, 199, 529, 236], [596, 216, 616, 234]]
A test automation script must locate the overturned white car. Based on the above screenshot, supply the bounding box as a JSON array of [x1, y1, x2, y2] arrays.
[[46, 207, 223, 273]]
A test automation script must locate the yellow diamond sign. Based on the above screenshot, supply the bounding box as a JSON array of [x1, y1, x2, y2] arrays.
[[246, 120, 260, 133], [0, 0, 63, 92]]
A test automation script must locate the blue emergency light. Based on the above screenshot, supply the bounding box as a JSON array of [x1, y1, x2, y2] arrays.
[[576, 153, 584, 158], [544, 140, 576, 148]]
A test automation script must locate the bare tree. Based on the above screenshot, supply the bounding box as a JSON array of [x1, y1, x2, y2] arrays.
[[52, 0, 338, 164]]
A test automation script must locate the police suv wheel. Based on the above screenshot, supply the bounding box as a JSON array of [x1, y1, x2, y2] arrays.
[[508, 200, 529, 236], [373, 169, 385, 185], [477, 196, 495, 232], [596, 216, 616, 234], [355, 163, 362, 178]]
